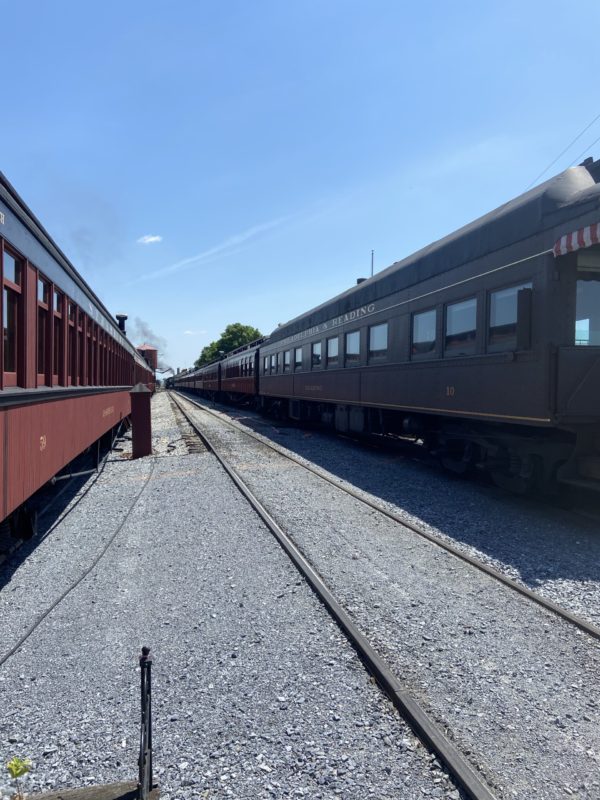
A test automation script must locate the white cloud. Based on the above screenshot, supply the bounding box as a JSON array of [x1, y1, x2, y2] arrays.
[[137, 234, 163, 245], [183, 329, 206, 336], [132, 215, 291, 283]]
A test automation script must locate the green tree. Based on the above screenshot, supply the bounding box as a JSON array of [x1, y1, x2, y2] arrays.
[[194, 323, 262, 368]]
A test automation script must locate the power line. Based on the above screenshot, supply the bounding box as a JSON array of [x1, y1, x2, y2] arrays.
[[525, 109, 600, 190], [568, 130, 600, 168]]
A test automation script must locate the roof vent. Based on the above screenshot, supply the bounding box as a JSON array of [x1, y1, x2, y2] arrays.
[[116, 313, 128, 333], [356, 277, 367, 285]]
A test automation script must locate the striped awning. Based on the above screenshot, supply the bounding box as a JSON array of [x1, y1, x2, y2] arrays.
[[553, 222, 600, 257]]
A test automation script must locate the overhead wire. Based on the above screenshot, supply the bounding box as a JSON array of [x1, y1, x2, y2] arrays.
[[568, 130, 600, 168], [525, 109, 600, 190]]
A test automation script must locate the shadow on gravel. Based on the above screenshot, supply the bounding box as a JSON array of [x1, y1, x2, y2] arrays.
[[199, 397, 600, 590], [0, 452, 105, 592]]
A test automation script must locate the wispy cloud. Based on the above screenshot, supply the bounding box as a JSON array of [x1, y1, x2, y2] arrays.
[[131, 215, 290, 283], [137, 234, 163, 245], [183, 329, 206, 336]]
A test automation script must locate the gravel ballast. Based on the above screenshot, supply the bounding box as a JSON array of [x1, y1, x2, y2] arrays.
[[197, 397, 600, 628], [175, 393, 600, 800], [0, 392, 461, 800]]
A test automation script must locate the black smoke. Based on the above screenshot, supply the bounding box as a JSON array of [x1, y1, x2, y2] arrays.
[[130, 317, 172, 373]]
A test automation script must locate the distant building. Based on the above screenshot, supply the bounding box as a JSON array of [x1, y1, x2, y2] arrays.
[[137, 344, 158, 371]]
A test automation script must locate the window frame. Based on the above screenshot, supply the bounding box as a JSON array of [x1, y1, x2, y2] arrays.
[[2, 245, 23, 387], [368, 322, 388, 362], [444, 296, 478, 358], [52, 288, 64, 385], [36, 275, 51, 385], [326, 336, 339, 367], [311, 340, 322, 369], [411, 307, 437, 361], [344, 329, 361, 367], [68, 303, 77, 386], [487, 281, 533, 353]]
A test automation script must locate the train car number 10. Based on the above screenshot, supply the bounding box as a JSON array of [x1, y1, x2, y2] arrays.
[[445, 386, 455, 398]]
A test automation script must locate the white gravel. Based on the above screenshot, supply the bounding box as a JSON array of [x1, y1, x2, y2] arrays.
[[115, 390, 188, 458], [0, 394, 462, 799], [201, 397, 600, 629], [175, 394, 600, 800]]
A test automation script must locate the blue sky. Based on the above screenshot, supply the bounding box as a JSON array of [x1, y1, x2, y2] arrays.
[[2, 0, 600, 371]]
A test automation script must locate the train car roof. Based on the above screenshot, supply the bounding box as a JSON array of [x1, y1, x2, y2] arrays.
[[0, 172, 146, 364], [184, 337, 266, 376], [268, 161, 600, 343]]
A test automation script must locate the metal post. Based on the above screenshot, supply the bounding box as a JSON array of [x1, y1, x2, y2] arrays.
[[131, 383, 153, 459], [138, 646, 153, 799]]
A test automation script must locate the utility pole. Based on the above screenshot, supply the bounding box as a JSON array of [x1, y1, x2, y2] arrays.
[[371, 249, 374, 278]]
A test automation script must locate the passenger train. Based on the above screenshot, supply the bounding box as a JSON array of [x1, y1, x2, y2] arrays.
[[171, 158, 600, 494], [0, 173, 154, 535]]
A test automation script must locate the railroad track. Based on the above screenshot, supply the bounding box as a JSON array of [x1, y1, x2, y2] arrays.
[[171, 391, 600, 644], [170, 390, 500, 800]]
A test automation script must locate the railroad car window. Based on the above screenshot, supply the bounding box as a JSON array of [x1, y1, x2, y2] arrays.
[[311, 341, 322, 367], [284, 350, 291, 371], [270, 354, 277, 373], [38, 278, 49, 304], [345, 331, 360, 366], [3, 251, 21, 286], [37, 278, 50, 382], [294, 347, 303, 370], [3, 288, 17, 373], [368, 323, 388, 359], [264, 356, 269, 374], [53, 317, 62, 378], [326, 337, 339, 366], [412, 309, 437, 359], [445, 298, 477, 357], [68, 325, 77, 386], [488, 282, 532, 350], [575, 268, 600, 346], [37, 306, 47, 376], [87, 328, 93, 385], [78, 324, 85, 385], [3, 249, 23, 383], [53, 291, 64, 383]]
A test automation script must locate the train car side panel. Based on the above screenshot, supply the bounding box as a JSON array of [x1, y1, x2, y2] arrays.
[[4, 390, 130, 518]]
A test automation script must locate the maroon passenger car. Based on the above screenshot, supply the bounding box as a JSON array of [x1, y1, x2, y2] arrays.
[[0, 173, 153, 531]]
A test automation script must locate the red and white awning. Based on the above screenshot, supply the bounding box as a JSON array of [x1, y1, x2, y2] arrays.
[[553, 222, 600, 257]]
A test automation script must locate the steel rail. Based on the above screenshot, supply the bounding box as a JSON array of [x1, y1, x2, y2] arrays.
[[170, 391, 499, 800], [173, 391, 600, 643]]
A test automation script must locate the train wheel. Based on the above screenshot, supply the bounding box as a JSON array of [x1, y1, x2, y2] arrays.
[[491, 453, 542, 495], [440, 441, 478, 476]]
